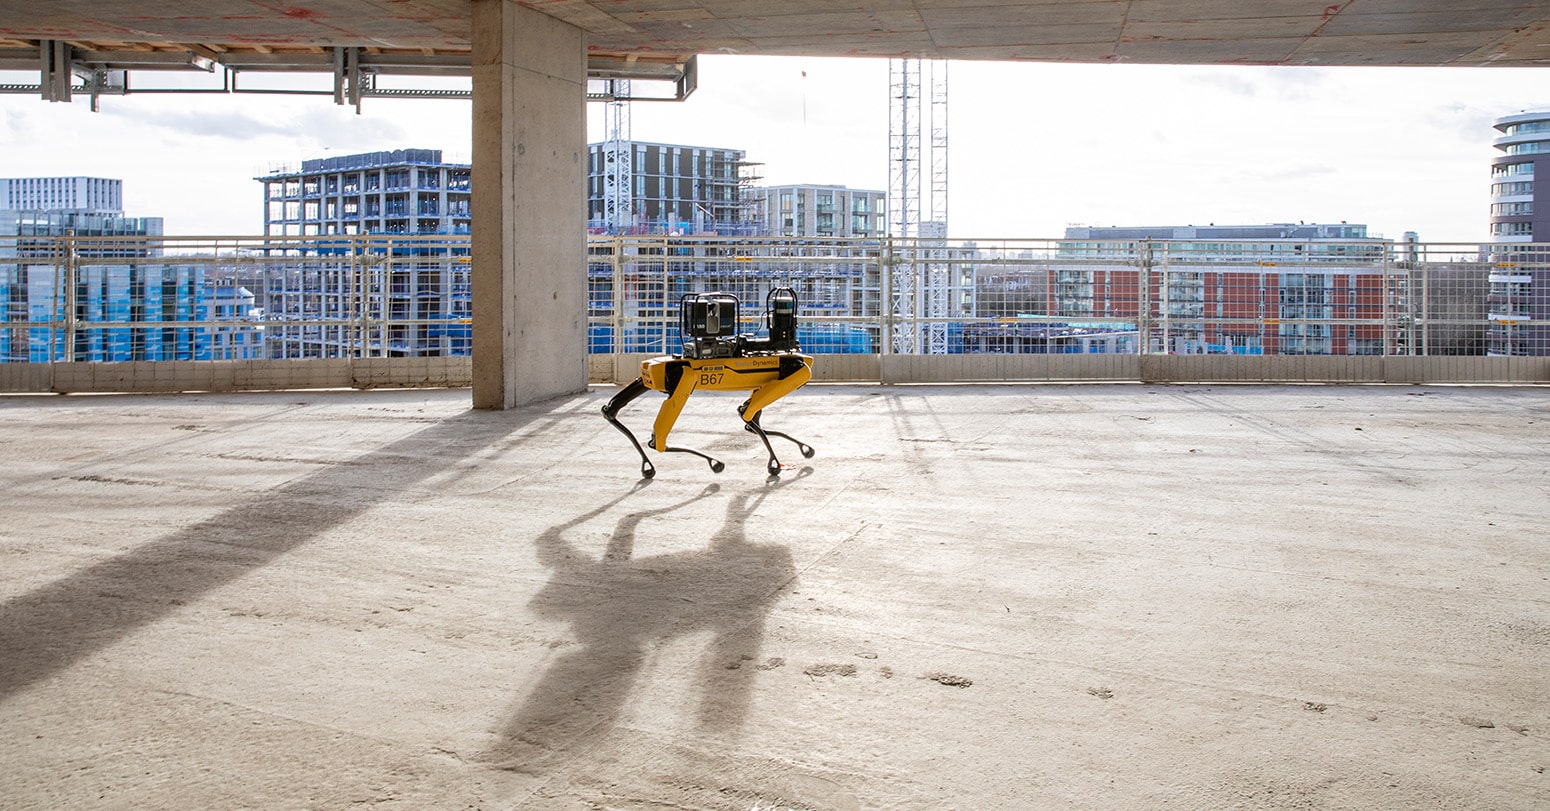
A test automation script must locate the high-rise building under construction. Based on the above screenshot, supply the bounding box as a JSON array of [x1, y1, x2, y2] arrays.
[[586, 140, 761, 235], [253, 150, 472, 357]]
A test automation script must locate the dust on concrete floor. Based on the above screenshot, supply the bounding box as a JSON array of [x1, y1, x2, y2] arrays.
[[1, 384, 1546, 808]]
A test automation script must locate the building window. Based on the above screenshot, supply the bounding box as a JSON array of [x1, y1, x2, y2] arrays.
[[1492, 162, 1534, 178], [1504, 121, 1550, 136], [1491, 221, 1535, 237], [1492, 181, 1534, 197]]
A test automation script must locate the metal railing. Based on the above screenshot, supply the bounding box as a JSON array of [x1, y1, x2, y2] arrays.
[[583, 235, 1550, 358], [2, 233, 1548, 390], [1, 233, 470, 364]]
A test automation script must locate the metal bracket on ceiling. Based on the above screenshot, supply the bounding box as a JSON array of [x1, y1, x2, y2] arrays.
[[5, 42, 697, 110], [585, 54, 697, 102], [40, 40, 70, 103], [332, 46, 368, 113]]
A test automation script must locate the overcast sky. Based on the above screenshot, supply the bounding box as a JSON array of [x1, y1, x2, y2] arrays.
[[1, 55, 1545, 242]]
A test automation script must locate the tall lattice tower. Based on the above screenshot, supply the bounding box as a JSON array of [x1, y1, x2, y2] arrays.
[[600, 80, 633, 232], [887, 59, 950, 353]]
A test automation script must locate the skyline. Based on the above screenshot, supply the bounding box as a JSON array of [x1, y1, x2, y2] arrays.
[[1, 55, 1547, 242]]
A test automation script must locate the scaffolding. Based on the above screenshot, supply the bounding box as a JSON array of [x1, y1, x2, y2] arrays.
[[707, 153, 763, 234]]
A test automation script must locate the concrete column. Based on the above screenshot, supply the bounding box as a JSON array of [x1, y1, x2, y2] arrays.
[[470, 0, 588, 409]]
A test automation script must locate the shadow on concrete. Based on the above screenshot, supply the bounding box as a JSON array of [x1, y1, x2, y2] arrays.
[[488, 472, 806, 771], [0, 398, 564, 702]]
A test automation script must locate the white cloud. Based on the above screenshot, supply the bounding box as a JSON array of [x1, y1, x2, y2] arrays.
[[2, 56, 1547, 242]]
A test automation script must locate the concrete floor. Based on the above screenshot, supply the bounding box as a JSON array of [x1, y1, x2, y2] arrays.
[[1, 383, 1547, 809]]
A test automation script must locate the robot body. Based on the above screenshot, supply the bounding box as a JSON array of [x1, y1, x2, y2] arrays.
[[603, 289, 815, 478]]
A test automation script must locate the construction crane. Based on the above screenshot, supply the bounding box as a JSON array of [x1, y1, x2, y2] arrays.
[[600, 79, 633, 232], [887, 58, 950, 354]]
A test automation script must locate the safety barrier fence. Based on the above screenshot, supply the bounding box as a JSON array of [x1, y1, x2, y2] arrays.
[[2, 233, 1548, 393]]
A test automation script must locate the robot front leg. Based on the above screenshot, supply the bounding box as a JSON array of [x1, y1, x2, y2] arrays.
[[740, 407, 816, 476], [738, 367, 815, 475], [649, 371, 725, 474], [601, 378, 657, 479]]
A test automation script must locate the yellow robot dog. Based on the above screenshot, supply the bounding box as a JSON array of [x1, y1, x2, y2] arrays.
[[603, 288, 815, 478]]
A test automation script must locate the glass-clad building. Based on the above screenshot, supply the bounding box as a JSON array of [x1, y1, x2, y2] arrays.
[[1488, 111, 1550, 356]]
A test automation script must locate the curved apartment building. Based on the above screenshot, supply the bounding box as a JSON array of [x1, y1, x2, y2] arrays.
[[1488, 111, 1550, 355], [1490, 112, 1550, 242]]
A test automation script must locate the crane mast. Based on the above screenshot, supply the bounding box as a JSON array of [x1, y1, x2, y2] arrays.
[[887, 59, 949, 354]]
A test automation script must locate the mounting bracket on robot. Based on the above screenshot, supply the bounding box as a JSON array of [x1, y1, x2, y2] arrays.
[[602, 287, 816, 478]]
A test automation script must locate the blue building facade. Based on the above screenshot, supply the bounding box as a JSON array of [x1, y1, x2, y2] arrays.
[[0, 198, 263, 363], [255, 150, 472, 357]]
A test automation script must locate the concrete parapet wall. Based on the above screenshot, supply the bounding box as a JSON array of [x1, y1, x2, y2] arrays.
[[586, 355, 616, 384], [1136, 355, 1549, 384], [589, 354, 653, 385], [813, 353, 881, 382], [586, 353, 1548, 386], [1378, 355, 1550, 384], [0, 362, 53, 393], [1139, 355, 1388, 384], [350, 358, 472, 390], [1, 358, 473, 394], [881, 353, 1140, 383], [5, 354, 1546, 395]]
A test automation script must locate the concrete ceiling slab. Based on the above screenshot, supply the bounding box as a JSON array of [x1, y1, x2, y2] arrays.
[[921, 5, 1125, 29], [1117, 37, 1307, 66], [1124, 0, 1333, 23], [926, 24, 1127, 50], [0, 1, 1544, 67], [739, 33, 942, 59], [1321, 8, 1547, 37], [1124, 18, 1330, 43], [621, 18, 745, 44], [1289, 29, 1548, 65], [723, 11, 927, 40]]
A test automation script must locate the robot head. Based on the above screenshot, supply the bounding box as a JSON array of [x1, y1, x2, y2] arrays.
[[678, 288, 801, 359], [680, 292, 739, 359], [682, 292, 739, 340]]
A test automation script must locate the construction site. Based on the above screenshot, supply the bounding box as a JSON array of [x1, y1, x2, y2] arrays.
[[0, 2, 1548, 809], [3, 383, 1547, 808]]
